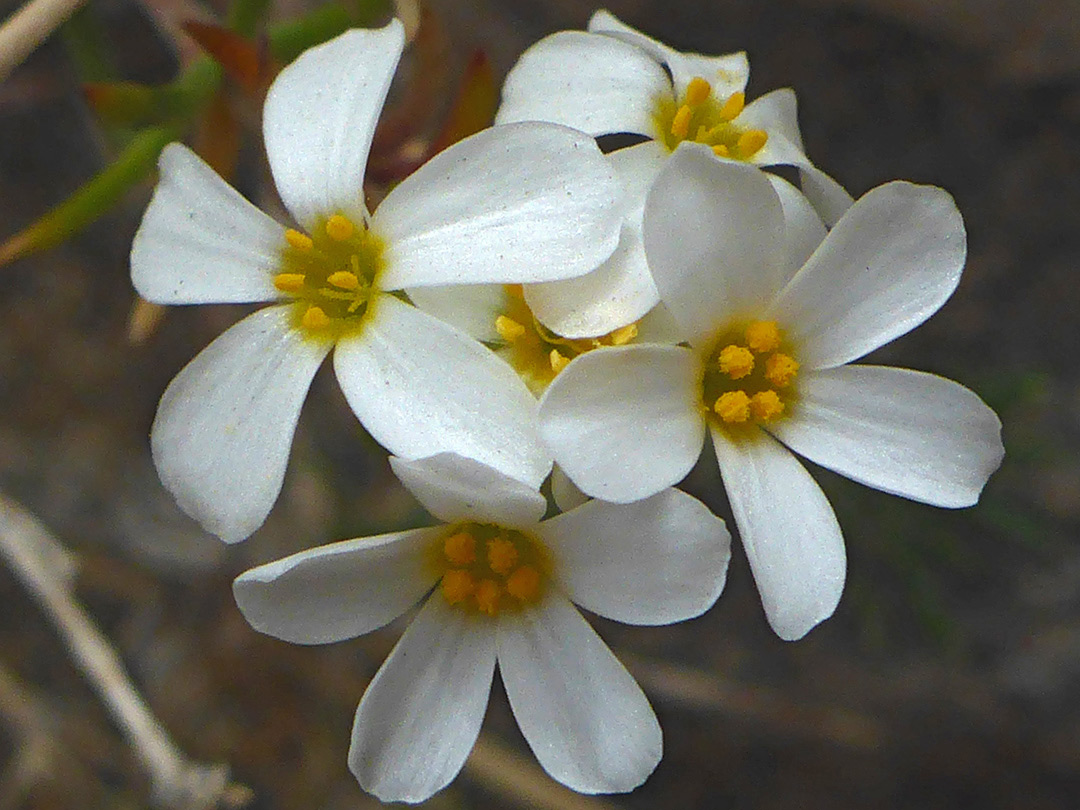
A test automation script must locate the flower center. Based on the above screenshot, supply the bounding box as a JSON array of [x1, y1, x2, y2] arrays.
[[273, 214, 384, 337], [494, 285, 639, 395], [435, 522, 551, 617], [653, 76, 768, 161], [701, 319, 800, 437]]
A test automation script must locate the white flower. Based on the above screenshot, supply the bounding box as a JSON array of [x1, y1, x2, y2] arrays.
[[496, 8, 853, 226], [232, 452, 731, 802], [130, 21, 623, 543], [538, 144, 1005, 641]]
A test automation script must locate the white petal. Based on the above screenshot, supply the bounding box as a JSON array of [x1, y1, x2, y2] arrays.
[[551, 464, 590, 512], [538, 344, 705, 503], [643, 146, 786, 344], [232, 527, 441, 644], [374, 123, 622, 288], [151, 306, 330, 543], [335, 296, 551, 487], [350, 597, 495, 804], [389, 453, 547, 527], [587, 10, 749, 100], [736, 88, 805, 156], [770, 181, 966, 369], [498, 594, 661, 793], [405, 283, 507, 342], [538, 489, 730, 625], [799, 165, 854, 227], [495, 31, 668, 137], [766, 174, 827, 283], [770, 365, 1004, 507], [524, 141, 667, 338], [712, 428, 846, 640], [263, 22, 404, 229], [131, 143, 283, 304]]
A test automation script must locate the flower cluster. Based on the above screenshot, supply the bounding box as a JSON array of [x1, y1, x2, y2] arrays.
[[131, 10, 1005, 804]]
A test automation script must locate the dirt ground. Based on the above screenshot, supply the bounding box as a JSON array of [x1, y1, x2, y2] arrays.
[[1, 0, 1079, 808]]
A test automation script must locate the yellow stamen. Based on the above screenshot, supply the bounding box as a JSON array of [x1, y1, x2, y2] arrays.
[[745, 320, 781, 353], [750, 390, 785, 422], [685, 77, 712, 106], [495, 315, 527, 342], [284, 229, 314, 251], [487, 537, 518, 576], [301, 305, 331, 330], [737, 129, 768, 158], [549, 349, 571, 374], [714, 390, 751, 423], [764, 353, 799, 388], [671, 104, 693, 139], [324, 214, 355, 241], [442, 570, 474, 605], [717, 344, 755, 379], [444, 532, 476, 566], [475, 580, 502, 616], [609, 323, 638, 346], [506, 566, 541, 602], [326, 270, 361, 291], [717, 91, 745, 121], [273, 273, 306, 293], [712, 144, 730, 158]]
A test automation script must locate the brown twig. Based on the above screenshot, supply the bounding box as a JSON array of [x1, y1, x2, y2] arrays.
[[0, 492, 249, 809], [0, 0, 88, 82]]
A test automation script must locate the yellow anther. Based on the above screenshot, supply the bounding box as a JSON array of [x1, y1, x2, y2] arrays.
[[745, 320, 781, 353], [486, 537, 519, 576], [442, 569, 474, 605], [504, 283, 525, 300], [750, 390, 785, 422], [737, 129, 768, 158], [444, 532, 476, 566], [717, 344, 755, 379], [301, 305, 331, 330], [506, 565, 541, 602], [685, 77, 712, 106], [717, 91, 745, 121], [609, 323, 638, 346], [273, 273, 306, 293], [495, 315, 527, 342], [712, 144, 731, 158], [765, 353, 800, 388], [670, 104, 693, 139], [325, 214, 355, 241], [714, 390, 751, 423], [549, 349, 571, 374], [284, 229, 314, 251], [475, 580, 502, 616], [326, 270, 361, 291]]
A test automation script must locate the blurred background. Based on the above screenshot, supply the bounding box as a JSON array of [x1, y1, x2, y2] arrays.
[[1, 0, 1078, 807]]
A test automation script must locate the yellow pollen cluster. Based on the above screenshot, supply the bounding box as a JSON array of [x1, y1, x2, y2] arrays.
[[436, 524, 549, 617], [655, 76, 768, 161], [274, 213, 384, 337], [494, 285, 641, 395], [702, 320, 800, 433]]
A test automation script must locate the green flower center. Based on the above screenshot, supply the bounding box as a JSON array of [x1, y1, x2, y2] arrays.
[[274, 213, 384, 338], [702, 319, 800, 438], [653, 76, 768, 160]]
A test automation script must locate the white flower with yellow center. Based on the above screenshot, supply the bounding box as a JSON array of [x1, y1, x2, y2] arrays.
[[233, 452, 731, 802], [130, 21, 623, 543], [496, 9, 853, 226], [538, 145, 1005, 641]]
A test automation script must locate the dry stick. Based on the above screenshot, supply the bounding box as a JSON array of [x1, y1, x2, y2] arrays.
[[0, 493, 248, 809], [0, 0, 88, 82]]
